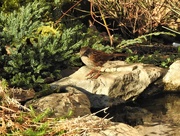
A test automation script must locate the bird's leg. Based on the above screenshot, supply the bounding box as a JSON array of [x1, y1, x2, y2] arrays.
[[91, 70, 101, 79], [86, 69, 96, 77], [86, 68, 102, 79]]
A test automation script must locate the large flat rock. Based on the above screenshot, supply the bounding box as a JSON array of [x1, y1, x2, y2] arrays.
[[51, 61, 165, 108]]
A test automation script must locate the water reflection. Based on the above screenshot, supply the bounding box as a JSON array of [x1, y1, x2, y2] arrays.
[[92, 92, 180, 135], [137, 92, 180, 125]]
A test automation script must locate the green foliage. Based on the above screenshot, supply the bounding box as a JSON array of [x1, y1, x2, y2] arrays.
[[118, 32, 175, 48], [0, 0, 20, 12], [0, 1, 91, 89], [0, 0, 52, 13], [1, 79, 9, 90], [22, 122, 49, 136], [92, 44, 114, 53], [7, 106, 53, 135], [0, 1, 48, 45], [29, 105, 52, 123], [22, 128, 46, 136], [126, 52, 178, 68]]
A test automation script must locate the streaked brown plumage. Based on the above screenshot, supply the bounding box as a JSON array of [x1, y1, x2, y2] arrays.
[[80, 46, 127, 68], [80, 46, 127, 78]]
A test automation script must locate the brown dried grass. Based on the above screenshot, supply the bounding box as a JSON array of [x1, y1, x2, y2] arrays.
[[89, 0, 180, 36], [0, 81, 111, 135], [50, 110, 111, 136]]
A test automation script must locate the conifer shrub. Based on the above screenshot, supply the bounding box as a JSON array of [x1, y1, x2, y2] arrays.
[[0, 1, 90, 90]]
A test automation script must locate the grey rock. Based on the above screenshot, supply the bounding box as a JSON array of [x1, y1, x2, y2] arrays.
[[163, 60, 180, 91], [51, 61, 164, 108], [136, 122, 179, 136], [101, 123, 142, 136], [25, 87, 91, 118]]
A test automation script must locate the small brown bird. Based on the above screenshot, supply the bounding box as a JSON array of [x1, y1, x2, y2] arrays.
[[80, 46, 127, 78]]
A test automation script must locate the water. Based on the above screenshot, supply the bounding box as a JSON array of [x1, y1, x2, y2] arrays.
[[92, 92, 180, 135]]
